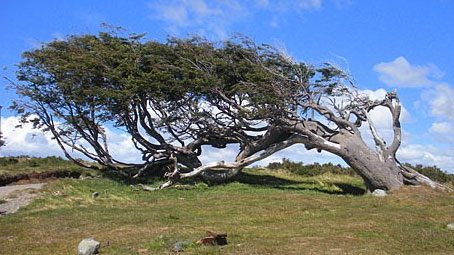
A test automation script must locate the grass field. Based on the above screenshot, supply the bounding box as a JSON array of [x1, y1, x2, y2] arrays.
[[0, 168, 453, 254]]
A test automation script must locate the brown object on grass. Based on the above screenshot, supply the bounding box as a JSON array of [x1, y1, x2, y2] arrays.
[[196, 231, 227, 246]]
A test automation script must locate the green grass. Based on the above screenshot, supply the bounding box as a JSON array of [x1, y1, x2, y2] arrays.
[[0, 169, 453, 254]]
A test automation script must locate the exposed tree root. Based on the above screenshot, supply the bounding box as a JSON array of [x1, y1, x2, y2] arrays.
[[399, 164, 453, 192]]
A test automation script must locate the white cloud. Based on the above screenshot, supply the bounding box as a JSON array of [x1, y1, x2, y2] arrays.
[[360, 89, 393, 130], [0, 116, 63, 158], [430, 121, 454, 143], [360, 88, 411, 128], [148, 0, 246, 39], [373, 56, 443, 87], [430, 84, 454, 120], [0, 116, 140, 163], [361, 88, 387, 101], [430, 121, 452, 134], [426, 84, 454, 146], [103, 127, 143, 163], [397, 144, 454, 173], [199, 144, 238, 164], [148, 0, 329, 37]]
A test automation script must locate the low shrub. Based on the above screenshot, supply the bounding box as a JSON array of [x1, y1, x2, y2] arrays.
[[266, 158, 357, 176], [0, 157, 19, 166]]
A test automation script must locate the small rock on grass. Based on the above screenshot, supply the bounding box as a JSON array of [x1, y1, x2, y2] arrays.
[[78, 238, 100, 255], [372, 189, 387, 197], [447, 223, 454, 230], [173, 241, 186, 252]]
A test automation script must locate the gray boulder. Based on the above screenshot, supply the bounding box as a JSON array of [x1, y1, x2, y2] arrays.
[[372, 189, 387, 197], [78, 238, 100, 255]]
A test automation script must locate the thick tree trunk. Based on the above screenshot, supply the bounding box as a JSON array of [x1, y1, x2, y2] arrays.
[[192, 136, 406, 190], [340, 136, 403, 191]]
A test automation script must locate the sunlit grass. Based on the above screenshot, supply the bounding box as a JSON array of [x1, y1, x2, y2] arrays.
[[0, 169, 453, 254]]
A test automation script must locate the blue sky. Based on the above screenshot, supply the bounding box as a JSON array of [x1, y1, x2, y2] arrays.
[[1, 0, 454, 172]]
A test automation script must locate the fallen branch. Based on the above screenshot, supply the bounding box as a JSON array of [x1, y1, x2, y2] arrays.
[[196, 231, 228, 246], [135, 184, 158, 191]]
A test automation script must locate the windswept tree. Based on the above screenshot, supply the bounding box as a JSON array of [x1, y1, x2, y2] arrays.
[[12, 32, 206, 174], [11, 31, 449, 192]]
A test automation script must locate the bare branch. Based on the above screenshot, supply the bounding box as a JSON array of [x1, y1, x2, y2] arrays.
[[158, 134, 306, 189]]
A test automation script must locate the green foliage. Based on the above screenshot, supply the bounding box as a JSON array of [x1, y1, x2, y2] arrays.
[[405, 163, 454, 184], [27, 159, 40, 167], [12, 29, 447, 191], [266, 158, 357, 176], [10, 31, 334, 168], [0, 157, 19, 166], [21, 156, 68, 168]]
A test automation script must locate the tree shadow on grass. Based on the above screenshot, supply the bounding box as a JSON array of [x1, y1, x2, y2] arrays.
[[233, 171, 366, 196], [98, 168, 366, 196], [332, 182, 366, 196], [99, 169, 161, 186]]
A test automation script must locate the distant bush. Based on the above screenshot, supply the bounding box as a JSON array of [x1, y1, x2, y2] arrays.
[[34, 156, 68, 165], [0, 157, 19, 166], [266, 158, 357, 176], [0, 156, 75, 168], [404, 163, 454, 184], [266, 159, 454, 184], [27, 159, 40, 167]]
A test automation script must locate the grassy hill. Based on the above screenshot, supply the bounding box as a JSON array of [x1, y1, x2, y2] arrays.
[[0, 168, 453, 254], [0, 156, 95, 185], [0, 156, 87, 176]]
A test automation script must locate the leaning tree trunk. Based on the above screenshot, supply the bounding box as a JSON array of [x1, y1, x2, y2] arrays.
[[340, 135, 404, 191], [333, 133, 451, 192]]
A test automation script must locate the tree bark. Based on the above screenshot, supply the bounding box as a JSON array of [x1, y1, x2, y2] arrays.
[[339, 134, 403, 191]]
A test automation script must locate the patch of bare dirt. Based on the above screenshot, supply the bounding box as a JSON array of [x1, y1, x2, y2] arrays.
[[0, 183, 45, 216], [0, 170, 81, 186]]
